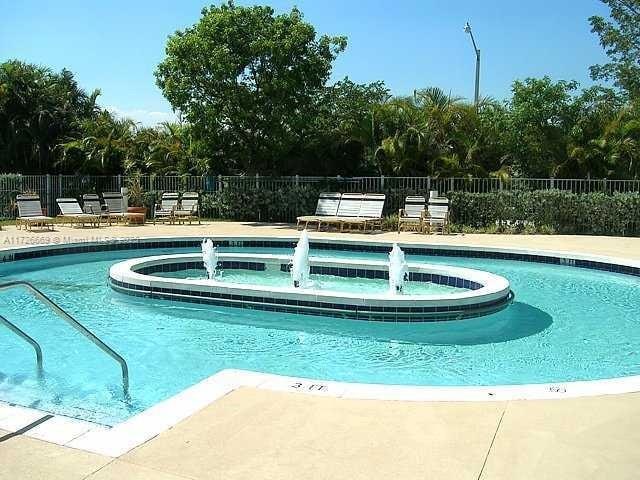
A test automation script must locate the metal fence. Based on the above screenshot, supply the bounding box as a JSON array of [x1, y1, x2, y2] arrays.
[[1, 174, 639, 219], [214, 175, 640, 195]]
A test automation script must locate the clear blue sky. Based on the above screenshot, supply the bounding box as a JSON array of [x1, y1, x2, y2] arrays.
[[1, 0, 611, 125]]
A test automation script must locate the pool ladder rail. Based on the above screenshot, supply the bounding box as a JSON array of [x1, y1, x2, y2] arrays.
[[0, 281, 129, 396]]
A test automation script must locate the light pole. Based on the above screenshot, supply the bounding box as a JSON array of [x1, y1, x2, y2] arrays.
[[464, 22, 480, 107]]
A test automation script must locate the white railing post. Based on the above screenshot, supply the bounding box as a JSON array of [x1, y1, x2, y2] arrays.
[[45, 174, 51, 216]]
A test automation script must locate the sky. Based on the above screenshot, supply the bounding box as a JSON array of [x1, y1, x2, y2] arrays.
[[1, 0, 611, 126]]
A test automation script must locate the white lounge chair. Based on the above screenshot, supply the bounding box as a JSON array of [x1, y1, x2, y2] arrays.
[[425, 197, 450, 234], [337, 193, 386, 232], [323, 192, 363, 231], [56, 198, 100, 228], [174, 192, 200, 224], [398, 196, 426, 233], [358, 193, 386, 231], [102, 192, 134, 225], [153, 192, 179, 224], [16, 194, 54, 231], [296, 192, 341, 230]]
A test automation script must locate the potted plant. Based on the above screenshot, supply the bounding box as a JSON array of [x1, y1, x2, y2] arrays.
[[125, 173, 147, 218]]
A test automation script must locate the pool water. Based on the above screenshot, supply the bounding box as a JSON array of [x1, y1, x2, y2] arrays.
[[155, 268, 466, 295], [0, 246, 639, 425]]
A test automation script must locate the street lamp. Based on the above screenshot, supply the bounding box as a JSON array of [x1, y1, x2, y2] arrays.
[[464, 22, 480, 107]]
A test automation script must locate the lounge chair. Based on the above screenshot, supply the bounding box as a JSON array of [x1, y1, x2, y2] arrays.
[[296, 192, 341, 230], [357, 193, 386, 231], [153, 192, 179, 224], [425, 197, 450, 234], [101, 192, 134, 225], [174, 192, 200, 224], [82, 194, 109, 224], [16, 194, 54, 231], [56, 198, 100, 228], [398, 196, 427, 233], [323, 193, 363, 231], [331, 193, 386, 232]]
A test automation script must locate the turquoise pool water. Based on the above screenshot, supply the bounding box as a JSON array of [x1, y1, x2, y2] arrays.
[[0, 246, 639, 425]]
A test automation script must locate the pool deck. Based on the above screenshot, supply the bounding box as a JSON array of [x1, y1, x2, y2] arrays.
[[1, 221, 640, 479]]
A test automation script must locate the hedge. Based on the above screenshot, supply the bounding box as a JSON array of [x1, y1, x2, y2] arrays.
[[201, 185, 321, 222], [203, 188, 640, 236], [448, 190, 640, 236], [201, 185, 429, 222]]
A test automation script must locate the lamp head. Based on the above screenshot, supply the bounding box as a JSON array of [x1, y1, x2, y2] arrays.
[[464, 22, 471, 34]]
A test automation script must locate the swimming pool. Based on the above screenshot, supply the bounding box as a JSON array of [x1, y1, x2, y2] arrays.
[[1, 238, 639, 426]]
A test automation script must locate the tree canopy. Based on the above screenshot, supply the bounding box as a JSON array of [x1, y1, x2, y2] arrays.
[[589, 0, 640, 101], [0, 60, 100, 174], [155, 1, 347, 174], [1, 0, 639, 180]]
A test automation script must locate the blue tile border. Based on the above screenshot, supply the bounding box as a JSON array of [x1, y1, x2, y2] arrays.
[[4, 238, 640, 278], [108, 277, 513, 323], [137, 261, 265, 275], [278, 263, 484, 290]]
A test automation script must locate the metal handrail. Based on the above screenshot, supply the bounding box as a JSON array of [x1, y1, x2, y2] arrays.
[[0, 313, 43, 372], [0, 281, 129, 395]]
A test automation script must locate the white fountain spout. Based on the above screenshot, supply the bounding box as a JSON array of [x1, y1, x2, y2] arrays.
[[389, 243, 408, 294], [202, 238, 220, 280], [291, 229, 311, 288]]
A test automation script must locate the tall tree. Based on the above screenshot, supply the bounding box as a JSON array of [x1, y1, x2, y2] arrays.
[[590, 0, 640, 100], [0, 60, 100, 173], [295, 79, 389, 175], [155, 1, 346, 174], [505, 77, 579, 177]]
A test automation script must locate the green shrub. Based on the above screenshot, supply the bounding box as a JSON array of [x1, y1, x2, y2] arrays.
[[202, 185, 322, 222], [381, 214, 399, 231], [448, 190, 640, 236], [196, 186, 640, 236]]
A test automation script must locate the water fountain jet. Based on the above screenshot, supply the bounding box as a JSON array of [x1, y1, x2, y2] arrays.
[[291, 229, 311, 288], [389, 243, 408, 294], [202, 239, 221, 280]]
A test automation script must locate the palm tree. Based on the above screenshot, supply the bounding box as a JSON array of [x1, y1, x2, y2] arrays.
[[57, 111, 136, 174], [608, 118, 640, 179], [0, 60, 102, 174]]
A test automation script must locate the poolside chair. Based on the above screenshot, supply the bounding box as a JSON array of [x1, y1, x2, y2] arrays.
[[296, 192, 341, 230], [82, 194, 109, 224], [56, 198, 100, 228], [174, 192, 201, 225], [331, 193, 386, 232], [16, 194, 54, 231], [425, 197, 450, 234], [153, 192, 179, 224], [324, 193, 363, 231], [398, 196, 427, 233], [354, 193, 386, 231], [101, 192, 133, 225]]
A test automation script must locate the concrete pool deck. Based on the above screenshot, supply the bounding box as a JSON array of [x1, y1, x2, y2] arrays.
[[1, 221, 639, 479]]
